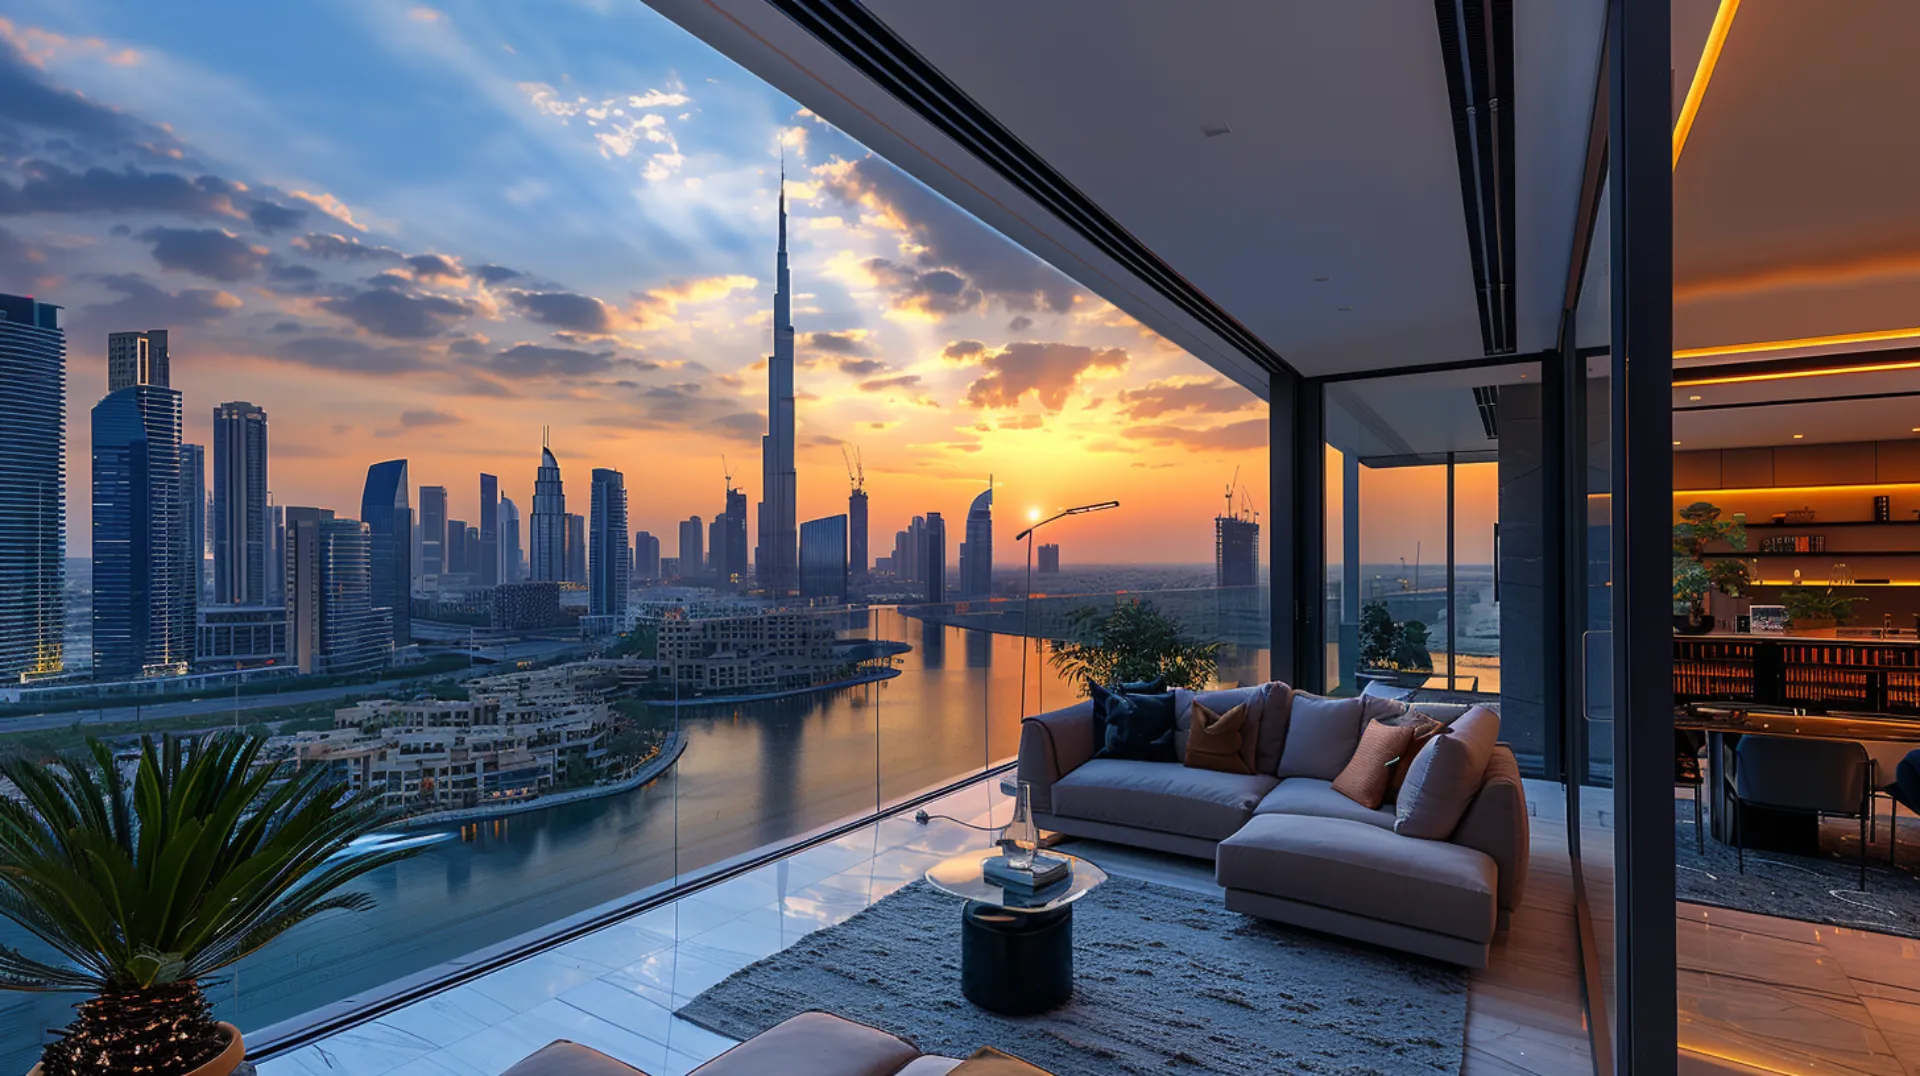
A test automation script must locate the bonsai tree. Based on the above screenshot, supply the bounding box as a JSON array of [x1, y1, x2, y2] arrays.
[[1358, 602, 1435, 673], [1782, 583, 1863, 627], [1047, 599, 1221, 695], [0, 734, 425, 1076], [1672, 501, 1751, 614]]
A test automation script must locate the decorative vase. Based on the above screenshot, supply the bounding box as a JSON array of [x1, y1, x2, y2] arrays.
[[1006, 781, 1038, 871], [29, 1022, 245, 1076]]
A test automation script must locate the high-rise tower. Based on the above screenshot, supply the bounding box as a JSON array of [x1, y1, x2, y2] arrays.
[[588, 468, 629, 623], [418, 485, 447, 582], [212, 402, 268, 604], [360, 460, 411, 647], [756, 170, 798, 596], [92, 334, 191, 677], [479, 473, 500, 587], [0, 295, 67, 678], [530, 432, 566, 581], [107, 330, 168, 393], [959, 481, 993, 599]]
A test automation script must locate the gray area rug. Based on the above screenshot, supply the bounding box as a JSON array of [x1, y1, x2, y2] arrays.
[[678, 876, 1468, 1075], [1675, 800, 1920, 939]]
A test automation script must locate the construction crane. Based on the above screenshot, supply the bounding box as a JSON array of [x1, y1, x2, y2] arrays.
[[1222, 465, 1240, 520], [721, 455, 734, 493], [842, 444, 865, 494]]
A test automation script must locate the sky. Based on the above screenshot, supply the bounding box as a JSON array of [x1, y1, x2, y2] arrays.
[[0, 0, 1270, 567]]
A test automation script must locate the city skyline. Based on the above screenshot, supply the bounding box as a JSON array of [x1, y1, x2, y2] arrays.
[[0, 6, 1269, 566]]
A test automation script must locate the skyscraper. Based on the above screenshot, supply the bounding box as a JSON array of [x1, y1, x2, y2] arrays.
[[848, 487, 869, 585], [756, 173, 798, 595], [0, 295, 67, 679], [91, 340, 190, 677], [530, 439, 566, 582], [479, 473, 500, 587], [959, 483, 994, 600], [419, 484, 447, 581], [679, 516, 704, 578], [500, 495, 523, 584], [923, 511, 947, 605], [1215, 514, 1260, 588], [1038, 543, 1061, 574], [212, 402, 268, 604], [564, 513, 586, 584], [446, 519, 469, 576], [360, 460, 412, 647], [285, 507, 390, 674], [588, 468, 629, 623], [106, 329, 168, 393], [265, 497, 284, 608], [799, 514, 848, 602], [180, 443, 207, 599], [634, 531, 660, 581]]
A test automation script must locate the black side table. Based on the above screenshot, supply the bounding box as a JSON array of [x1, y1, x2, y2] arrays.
[[926, 848, 1107, 1016]]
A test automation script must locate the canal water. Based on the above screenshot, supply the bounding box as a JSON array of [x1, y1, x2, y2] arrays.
[[0, 610, 1269, 1068]]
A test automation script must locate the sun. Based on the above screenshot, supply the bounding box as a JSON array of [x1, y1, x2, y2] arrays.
[[1028, 507, 1041, 522]]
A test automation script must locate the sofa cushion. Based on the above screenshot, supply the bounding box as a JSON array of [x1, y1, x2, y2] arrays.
[[688, 1011, 921, 1076], [898, 1060, 964, 1076], [1095, 690, 1178, 762], [1052, 759, 1278, 841], [1174, 685, 1260, 763], [1275, 693, 1367, 781], [1182, 699, 1256, 775], [1332, 718, 1419, 809], [1382, 714, 1446, 803], [950, 1046, 1056, 1074], [1090, 678, 1167, 746], [1395, 706, 1501, 840], [1254, 777, 1395, 829], [1216, 814, 1498, 944], [503, 1042, 648, 1076]]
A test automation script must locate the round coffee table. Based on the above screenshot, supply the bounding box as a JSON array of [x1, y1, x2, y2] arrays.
[[925, 848, 1107, 1015]]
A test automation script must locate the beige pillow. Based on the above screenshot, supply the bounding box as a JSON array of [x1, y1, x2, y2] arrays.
[[1331, 718, 1417, 809], [1183, 700, 1255, 775], [950, 1046, 1056, 1075], [1394, 706, 1500, 840]]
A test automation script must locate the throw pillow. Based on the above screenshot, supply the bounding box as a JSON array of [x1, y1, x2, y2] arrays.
[[1274, 692, 1368, 780], [1331, 718, 1418, 809], [1394, 705, 1501, 839], [1090, 677, 1167, 745], [1182, 700, 1255, 775], [950, 1046, 1056, 1075], [1096, 690, 1178, 762], [1384, 714, 1446, 802]]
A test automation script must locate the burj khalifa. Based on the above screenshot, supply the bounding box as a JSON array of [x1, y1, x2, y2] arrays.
[[756, 171, 798, 595]]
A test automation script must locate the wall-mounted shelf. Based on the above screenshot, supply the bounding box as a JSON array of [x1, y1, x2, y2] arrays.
[[1702, 551, 1920, 558], [1740, 521, 1920, 529]]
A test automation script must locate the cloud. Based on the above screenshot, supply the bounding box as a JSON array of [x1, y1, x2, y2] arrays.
[[287, 190, 365, 231], [835, 358, 886, 377], [963, 342, 1128, 411], [1008, 315, 1033, 332], [942, 339, 987, 361], [267, 262, 321, 288], [138, 226, 267, 281], [290, 232, 403, 261], [399, 408, 461, 427], [501, 289, 622, 334], [487, 342, 615, 377], [0, 162, 243, 218], [246, 200, 305, 234], [0, 34, 173, 150], [1115, 377, 1260, 420], [1124, 418, 1268, 453], [518, 81, 693, 182], [277, 335, 434, 374], [864, 258, 982, 320], [474, 263, 521, 285], [804, 329, 872, 356], [640, 274, 757, 317], [316, 286, 475, 338], [82, 273, 242, 325], [858, 373, 922, 393], [406, 252, 464, 281]]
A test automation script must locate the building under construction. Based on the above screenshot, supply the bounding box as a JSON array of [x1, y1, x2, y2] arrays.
[[1215, 471, 1259, 588]]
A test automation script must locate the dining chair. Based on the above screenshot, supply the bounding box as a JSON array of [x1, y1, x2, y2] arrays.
[[1885, 748, 1920, 867], [1732, 735, 1875, 891], [1675, 728, 1706, 854]]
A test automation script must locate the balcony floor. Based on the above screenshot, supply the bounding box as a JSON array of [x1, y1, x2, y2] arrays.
[[257, 778, 1592, 1076]]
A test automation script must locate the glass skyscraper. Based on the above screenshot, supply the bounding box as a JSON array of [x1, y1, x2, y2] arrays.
[[180, 442, 207, 600], [212, 401, 269, 604], [285, 506, 390, 675], [360, 459, 411, 648], [479, 472, 499, 587], [799, 514, 848, 602], [500, 495, 522, 583], [588, 467, 629, 622], [91, 353, 192, 678], [0, 295, 66, 679], [418, 484, 447, 582], [530, 443, 565, 582], [958, 484, 993, 599]]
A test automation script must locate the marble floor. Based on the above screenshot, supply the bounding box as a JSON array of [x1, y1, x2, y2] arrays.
[[256, 777, 1597, 1076]]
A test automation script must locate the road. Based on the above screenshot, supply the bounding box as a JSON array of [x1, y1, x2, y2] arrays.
[[0, 667, 498, 735]]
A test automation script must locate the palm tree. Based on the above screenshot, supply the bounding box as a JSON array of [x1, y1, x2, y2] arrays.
[[0, 734, 425, 1075]]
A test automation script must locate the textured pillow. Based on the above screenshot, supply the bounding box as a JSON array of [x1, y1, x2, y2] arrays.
[[1331, 718, 1418, 808], [950, 1046, 1055, 1075], [1182, 700, 1255, 775], [1090, 677, 1167, 745], [1384, 714, 1447, 802], [1274, 692, 1368, 780], [1096, 691, 1178, 762], [1394, 705, 1501, 839]]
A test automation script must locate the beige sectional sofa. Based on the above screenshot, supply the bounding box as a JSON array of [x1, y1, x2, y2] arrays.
[[1018, 681, 1529, 968]]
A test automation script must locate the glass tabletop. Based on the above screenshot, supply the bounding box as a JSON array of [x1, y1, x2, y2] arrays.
[[925, 846, 1108, 913]]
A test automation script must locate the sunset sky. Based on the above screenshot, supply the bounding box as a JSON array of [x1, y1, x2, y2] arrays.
[[0, 2, 1269, 566]]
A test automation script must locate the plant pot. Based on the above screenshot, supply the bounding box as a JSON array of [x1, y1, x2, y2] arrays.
[[1672, 611, 1715, 635], [1359, 666, 1432, 689], [29, 1022, 244, 1076]]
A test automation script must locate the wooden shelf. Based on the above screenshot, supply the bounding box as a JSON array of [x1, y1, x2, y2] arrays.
[[1740, 521, 1920, 529], [1702, 551, 1920, 557]]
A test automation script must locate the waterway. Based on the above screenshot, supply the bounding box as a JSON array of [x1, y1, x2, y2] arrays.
[[0, 609, 1269, 1069]]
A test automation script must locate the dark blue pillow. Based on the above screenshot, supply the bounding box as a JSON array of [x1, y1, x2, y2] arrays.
[[1095, 690, 1178, 762], [1090, 677, 1167, 745]]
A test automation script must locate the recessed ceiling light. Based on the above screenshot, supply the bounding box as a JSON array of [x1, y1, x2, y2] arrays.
[[1313, 275, 1330, 283], [1688, 394, 1702, 401], [1912, 427, 1920, 433], [1793, 433, 1805, 439], [1673, 440, 1682, 446], [1337, 306, 1352, 312], [1201, 123, 1232, 138]]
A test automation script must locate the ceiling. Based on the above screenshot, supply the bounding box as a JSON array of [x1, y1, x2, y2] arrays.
[[641, 0, 1608, 389], [1327, 361, 1540, 464]]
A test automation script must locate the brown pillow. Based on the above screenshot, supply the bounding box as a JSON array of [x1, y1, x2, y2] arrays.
[[950, 1046, 1056, 1075], [1385, 715, 1446, 802], [1331, 718, 1418, 808], [1183, 700, 1255, 775]]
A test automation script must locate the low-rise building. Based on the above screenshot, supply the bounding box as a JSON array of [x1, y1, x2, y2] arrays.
[[655, 610, 842, 694], [194, 604, 289, 670]]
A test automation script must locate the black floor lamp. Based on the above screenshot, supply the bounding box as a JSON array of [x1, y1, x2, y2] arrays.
[[1016, 501, 1120, 719]]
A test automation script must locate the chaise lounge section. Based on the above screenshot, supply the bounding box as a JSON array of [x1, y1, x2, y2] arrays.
[[1018, 681, 1528, 967]]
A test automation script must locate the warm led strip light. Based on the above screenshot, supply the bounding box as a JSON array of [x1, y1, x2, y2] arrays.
[[1673, 0, 1741, 169], [1674, 356, 1920, 386], [1677, 325, 1920, 363]]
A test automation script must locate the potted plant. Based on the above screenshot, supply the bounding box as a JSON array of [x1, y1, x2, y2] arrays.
[[1672, 501, 1751, 634], [1781, 583, 1862, 634], [1357, 601, 1435, 689], [1047, 598, 1221, 693], [0, 734, 425, 1076]]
